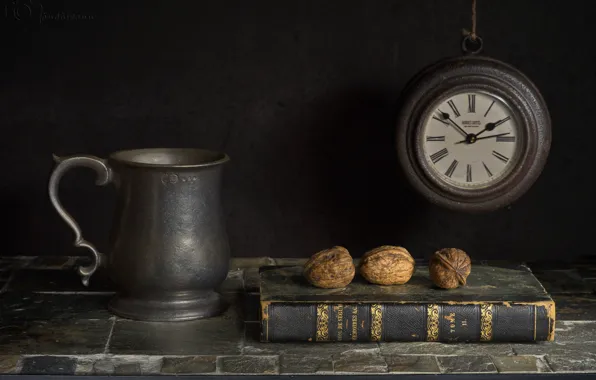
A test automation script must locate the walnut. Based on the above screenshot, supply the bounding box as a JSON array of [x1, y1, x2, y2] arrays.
[[429, 248, 472, 289], [303, 246, 355, 288], [359, 246, 415, 285]]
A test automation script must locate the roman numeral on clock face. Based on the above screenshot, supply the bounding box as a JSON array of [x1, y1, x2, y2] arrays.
[[445, 159, 458, 177], [447, 99, 460, 118], [466, 164, 472, 182], [492, 150, 509, 163], [496, 135, 516, 142], [430, 148, 449, 164], [426, 136, 445, 142], [483, 161, 493, 177], [484, 100, 495, 117], [468, 94, 476, 113]]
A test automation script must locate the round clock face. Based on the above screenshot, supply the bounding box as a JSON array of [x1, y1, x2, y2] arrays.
[[395, 55, 552, 212], [421, 91, 521, 190]]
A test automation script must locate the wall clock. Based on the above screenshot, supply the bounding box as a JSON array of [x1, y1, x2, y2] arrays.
[[395, 35, 551, 212]]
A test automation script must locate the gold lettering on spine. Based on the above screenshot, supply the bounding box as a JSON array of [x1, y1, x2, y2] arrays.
[[370, 304, 383, 341], [427, 304, 439, 341], [351, 305, 358, 341], [316, 304, 329, 341], [480, 304, 493, 342], [336, 305, 343, 341]]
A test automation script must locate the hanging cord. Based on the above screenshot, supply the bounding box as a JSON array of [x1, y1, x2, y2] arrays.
[[470, 0, 477, 40], [461, 0, 482, 54], [462, 0, 477, 40]]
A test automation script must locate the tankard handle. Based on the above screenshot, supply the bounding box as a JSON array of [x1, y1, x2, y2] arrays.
[[48, 154, 112, 286]]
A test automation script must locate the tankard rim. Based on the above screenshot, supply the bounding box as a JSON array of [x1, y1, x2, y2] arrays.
[[108, 148, 230, 168]]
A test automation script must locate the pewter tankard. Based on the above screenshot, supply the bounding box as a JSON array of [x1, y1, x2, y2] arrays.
[[49, 148, 230, 321]]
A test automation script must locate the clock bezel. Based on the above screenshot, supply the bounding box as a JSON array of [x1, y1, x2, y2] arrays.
[[396, 55, 551, 212]]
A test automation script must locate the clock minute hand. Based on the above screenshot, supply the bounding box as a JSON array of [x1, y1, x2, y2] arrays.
[[454, 132, 510, 144], [440, 112, 468, 138]]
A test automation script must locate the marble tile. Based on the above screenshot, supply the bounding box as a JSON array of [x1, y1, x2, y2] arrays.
[[272, 258, 308, 267], [0, 356, 20, 374], [20, 356, 77, 375], [547, 354, 596, 372], [492, 355, 552, 373], [218, 355, 278, 374], [26, 256, 85, 270], [161, 356, 217, 374], [87, 356, 163, 375], [0, 270, 11, 282], [554, 321, 596, 343], [279, 354, 333, 374], [8, 268, 115, 292], [0, 292, 112, 321], [217, 269, 244, 292], [436, 355, 497, 373], [109, 318, 242, 356], [380, 341, 513, 356], [553, 294, 596, 321], [531, 269, 592, 294], [0, 319, 113, 355], [512, 342, 596, 356], [576, 264, 596, 279], [230, 257, 276, 270], [385, 355, 440, 373], [333, 348, 388, 373], [243, 268, 260, 292]]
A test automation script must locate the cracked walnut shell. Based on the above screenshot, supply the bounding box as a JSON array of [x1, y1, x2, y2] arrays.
[[303, 246, 355, 288], [429, 248, 472, 289], [359, 246, 415, 285]]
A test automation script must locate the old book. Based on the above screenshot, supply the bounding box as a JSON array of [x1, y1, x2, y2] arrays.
[[259, 265, 555, 343]]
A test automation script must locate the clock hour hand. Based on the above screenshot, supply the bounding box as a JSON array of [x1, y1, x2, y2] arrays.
[[474, 122, 495, 138], [476, 116, 510, 138], [454, 132, 510, 144], [439, 112, 469, 138]]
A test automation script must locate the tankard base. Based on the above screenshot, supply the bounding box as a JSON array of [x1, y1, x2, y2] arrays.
[[107, 290, 226, 321]]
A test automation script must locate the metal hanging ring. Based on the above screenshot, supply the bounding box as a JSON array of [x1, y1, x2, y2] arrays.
[[462, 35, 483, 55]]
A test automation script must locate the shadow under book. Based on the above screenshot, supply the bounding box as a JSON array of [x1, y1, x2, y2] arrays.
[[259, 265, 555, 343]]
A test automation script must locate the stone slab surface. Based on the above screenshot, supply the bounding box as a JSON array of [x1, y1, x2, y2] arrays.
[[0, 292, 112, 321], [531, 269, 593, 294], [380, 342, 514, 356], [385, 355, 440, 373], [546, 354, 596, 373], [108, 318, 243, 356], [0, 356, 20, 374], [160, 356, 217, 374], [333, 348, 388, 373], [0, 256, 596, 375], [0, 319, 113, 355], [20, 356, 78, 375], [553, 294, 596, 321], [437, 355, 497, 374], [491, 356, 552, 373], [279, 354, 333, 374], [218, 355, 279, 374]]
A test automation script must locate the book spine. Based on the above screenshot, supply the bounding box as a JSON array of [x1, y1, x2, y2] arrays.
[[260, 302, 555, 343]]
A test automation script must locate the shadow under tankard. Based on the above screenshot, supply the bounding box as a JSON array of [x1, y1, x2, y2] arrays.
[[48, 148, 231, 321]]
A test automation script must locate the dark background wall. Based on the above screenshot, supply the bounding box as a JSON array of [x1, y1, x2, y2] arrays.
[[1, 0, 593, 261]]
